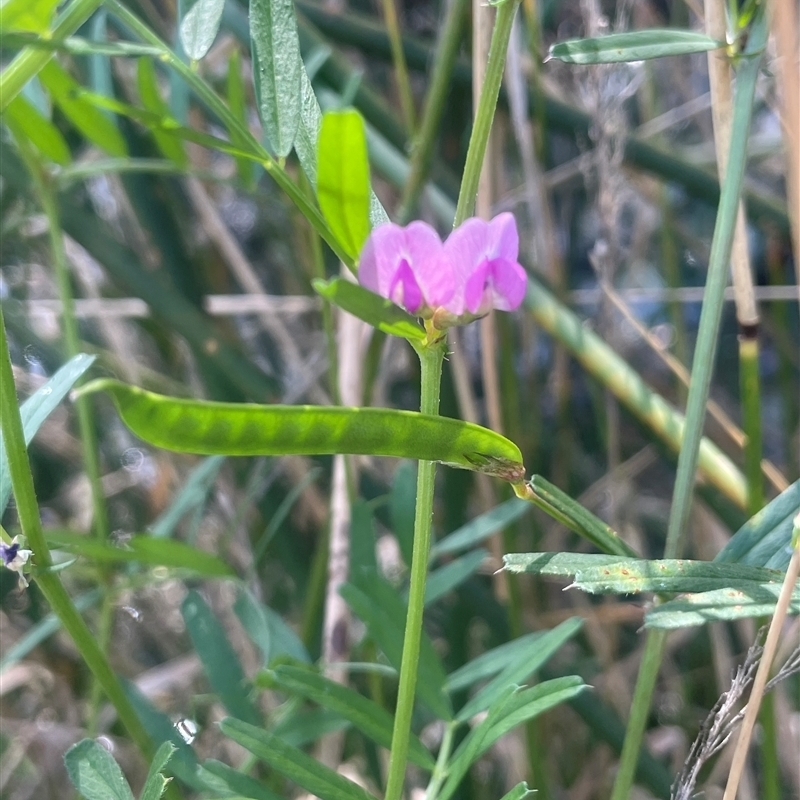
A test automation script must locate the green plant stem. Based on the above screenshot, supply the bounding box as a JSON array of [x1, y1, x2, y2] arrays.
[[396, 0, 469, 223], [16, 139, 119, 735], [0, 0, 104, 110], [384, 339, 446, 800], [379, 0, 416, 133], [610, 11, 769, 799], [0, 309, 153, 760], [453, 0, 520, 227], [740, 338, 765, 514], [424, 721, 456, 800]]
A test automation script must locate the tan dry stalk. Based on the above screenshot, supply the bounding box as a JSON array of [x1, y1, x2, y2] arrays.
[[771, 0, 800, 273], [722, 535, 800, 800], [705, 0, 759, 327]]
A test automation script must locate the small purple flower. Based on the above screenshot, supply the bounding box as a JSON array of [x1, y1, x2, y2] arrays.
[[1, 536, 31, 587], [357, 221, 455, 315], [357, 213, 527, 324], [443, 213, 527, 316]]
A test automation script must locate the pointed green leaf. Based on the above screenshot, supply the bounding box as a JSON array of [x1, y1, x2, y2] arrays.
[[440, 677, 586, 800], [39, 60, 126, 155], [182, 591, 260, 724], [390, 462, 416, 567], [179, 0, 225, 61], [137, 58, 188, 168], [715, 480, 800, 570], [573, 559, 784, 595], [528, 476, 637, 557], [5, 93, 71, 164], [431, 498, 531, 558], [44, 532, 234, 576], [341, 572, 452, 720], [139, 742, 175, 800], [78, 379, 525, 481], [504, 553, 786, 595], [646, 584, 800, 629], [424, 549, 488, 606], [1, 354, 94, 514], [548, 29, 723, 64], [227, 49, 255, 188], [234, 588, 272, 666], [199, 759, 285, 800], [64, 739, 135, 800], [445, 630, 547, 693], [317, 109, 371, 259], [272, 708, 349, 746], [503, 552, 625, 577], [0, 0, 60, 32], [454, 617, 583, 722], [220, 717, 377, 800], [271, 665, 436, 770], [498, 783, 534, 800], [250, 0, 300, 156], [313, 278, 425, 341]]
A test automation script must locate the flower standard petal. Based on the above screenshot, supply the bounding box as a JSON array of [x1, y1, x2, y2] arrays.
[[401, 221, 454, 310], [444, 214, 526, 316], [358, 221, 453, 314]]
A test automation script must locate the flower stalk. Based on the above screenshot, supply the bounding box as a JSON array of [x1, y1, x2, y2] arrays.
[[384, 338, 446, 800]]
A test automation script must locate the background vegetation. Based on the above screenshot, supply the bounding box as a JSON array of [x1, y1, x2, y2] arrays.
[[0, 0, 798, 798]]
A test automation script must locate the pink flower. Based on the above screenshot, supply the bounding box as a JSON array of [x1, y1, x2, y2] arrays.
[[357, 213, 526, 322], [357, 221, 455, 315], [443, 213, 527, 316]]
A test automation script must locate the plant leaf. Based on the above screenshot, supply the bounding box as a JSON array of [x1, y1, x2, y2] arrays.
[[498, 783, 535, 800], [270, 665, 435, 770], [249, 0, 300, 156], [715, 480, 800, 570], [424, 549, 488, 606], [5, 93, 71, 164], [181, 591, 260, 724], [527, 476, 637, 557], [64, 739, 135, 800], [39, 60, 127, 155], [0, 0, 60, 32], [431, 497, 530, 558], [317, 109, 371, 259], [341, 573, 452, 720], [439, 677, 586, 800], [0, 353, 94, 515], [313, 278, 425, 341], [646, 584, 800, 629], [45, 532, 234, 576], [179, 0, 225, 61], [139, 742, 175, 800], [548, 29, 723, 64], [198, 759, 285, 800], [504, 553, 785, 595], [454, 616, 583, 722], [137, 58, 188, 168], [79, 379, 525, 481], [220, 717, 377, 800], [234, 588, 272, 665]]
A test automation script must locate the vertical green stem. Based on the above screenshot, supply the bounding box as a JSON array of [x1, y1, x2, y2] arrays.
[[384, 339, 446, 800], [609, 10, 769, 800], [379, 0, 416, 133], [740, 337, 765, 514], [0, 310, 153, 761], [397, 0, 469, 223], [16, 137, 116, 734], [453, 0, 520, 227]]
